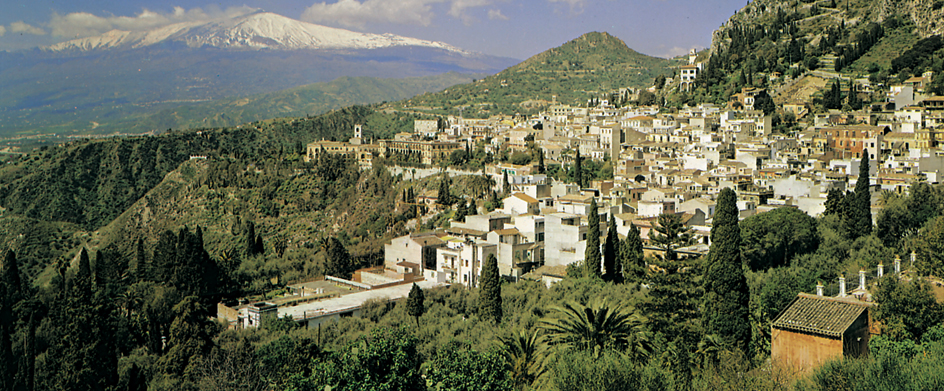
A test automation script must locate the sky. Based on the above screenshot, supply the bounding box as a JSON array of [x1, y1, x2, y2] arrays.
[[0, 0, 748, 59]]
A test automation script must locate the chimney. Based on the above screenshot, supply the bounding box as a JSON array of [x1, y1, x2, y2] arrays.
[[894, 255, 901, 274], [911, 251, 917, 270], [878, 263, 884, 278], [839, 274, 847, 297], [859, 269, 866, 290], [816, 281, 824, 296]]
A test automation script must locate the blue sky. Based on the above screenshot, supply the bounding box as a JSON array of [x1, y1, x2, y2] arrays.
[[0, 0, 747, 59]]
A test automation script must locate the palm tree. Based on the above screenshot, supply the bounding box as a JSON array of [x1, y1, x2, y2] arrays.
[[499, 329, 547, 390], [877, 189, 899, 206], [695, 334, 726, 368], [538, 300, 653, 360]]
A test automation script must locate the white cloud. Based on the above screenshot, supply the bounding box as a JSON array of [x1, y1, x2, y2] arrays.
[[660, 46, 690, 58], [547, 0, 586, 14], [47, 6, 257, 39], [658, 46, 700, 59], [301, 0, 502, 28], [302, 0, 444, 28], [487, 9, 508, 20], [10, 21, 46, 35], [0, 26, 6, 37], [448, 0, 492, 25]]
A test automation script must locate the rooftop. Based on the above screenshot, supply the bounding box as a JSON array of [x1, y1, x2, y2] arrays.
[[771, 293, 872, 338]]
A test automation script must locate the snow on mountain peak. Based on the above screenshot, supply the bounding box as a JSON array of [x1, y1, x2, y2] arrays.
[[45, 12, 468, 54]]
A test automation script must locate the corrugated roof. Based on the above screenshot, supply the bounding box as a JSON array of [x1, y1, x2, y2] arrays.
[[771, 293, 870, 338]]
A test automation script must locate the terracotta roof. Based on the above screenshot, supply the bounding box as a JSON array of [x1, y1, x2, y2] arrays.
[[510, 192, 539, 203], [493, 228, 520, 236], [771, 293, 871, 338]]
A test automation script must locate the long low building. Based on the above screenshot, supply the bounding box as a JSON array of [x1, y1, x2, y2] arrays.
[[278, 279, 447, 327]]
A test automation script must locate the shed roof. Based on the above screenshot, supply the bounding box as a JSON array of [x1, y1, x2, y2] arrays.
[[771, 293, 870, 338]]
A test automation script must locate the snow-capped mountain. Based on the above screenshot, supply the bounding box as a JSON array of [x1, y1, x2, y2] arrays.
[[46, 11, 468, 54]]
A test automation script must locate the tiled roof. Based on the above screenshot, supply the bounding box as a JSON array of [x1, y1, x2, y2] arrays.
[[511, 192, 539, 203], [771, 293, 870, 338]]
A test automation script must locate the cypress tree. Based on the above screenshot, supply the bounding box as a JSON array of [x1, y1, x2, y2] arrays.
[[503, 170, 510, 196], [438, 174, 452, 206], [1, 250, 21, 298], [574, 150, 583, 188], [603, 214, 619, 281], [0, 250, 19, 391], [824, 188, 844, 216], [703, 188, 751, 354], [853, 153, 873, 239], [244, 221, 259, 257], [255, 234, 265, 255], [324, 237, 354, 280], [406, 283, 425, 326], [584, 198, 602, 278], [480, 253, 502, 323], [620, 223, 646, 282]]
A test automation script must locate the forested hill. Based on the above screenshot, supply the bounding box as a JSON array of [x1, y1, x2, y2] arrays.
[[0, 105, 412, 231], [394, 32, 677, 117], [678, 0, 944, 107]]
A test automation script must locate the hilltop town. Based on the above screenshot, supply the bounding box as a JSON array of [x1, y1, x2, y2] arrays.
[[5, 1, 944, 389], [285, 53, 941, 286]]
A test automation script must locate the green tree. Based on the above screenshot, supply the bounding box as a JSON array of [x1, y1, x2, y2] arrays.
[[584, 198, 602, 278], [438, 173, 453, 206], [650, 213, 693, 262], [0, 250, 21, 391], [638, 90, 657, 106], [740, 207, 819, 270], [539, 300, 653, 360], [150, 228, 220, 297], [499, 329, 547, 390], [873, 277, 944, 341], [877, 181, 941, 246], [753, 91, 776, 115], [426, 341, 513, 391], [849, 154, 873, 239], [311, 327, 424, 391], [156, 296, 218, 380], [480, 253, 502, 324], [620, 223, 646, 282], [702, 188, 751, 354], [848, 80, 863, 110], [406, 282, 425, 326], [824, 187, 845, 216], [257, 335, 321, 388], [915, 214, 944, 277], [603, 214, 620, 281], [323, 237, 355, 279], [574, 150, 584, 188], [640, 272, 703, 348], [654, 74, 666, 90]]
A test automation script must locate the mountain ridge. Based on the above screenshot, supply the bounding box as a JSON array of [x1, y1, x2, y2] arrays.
[[392, 31, 676, 117], [44, 11, 468, 54]]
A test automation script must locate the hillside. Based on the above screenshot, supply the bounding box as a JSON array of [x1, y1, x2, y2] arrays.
[[0, 72, 482, 138], [390, 32, 678, 117], [687, 0, 944, 107]]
